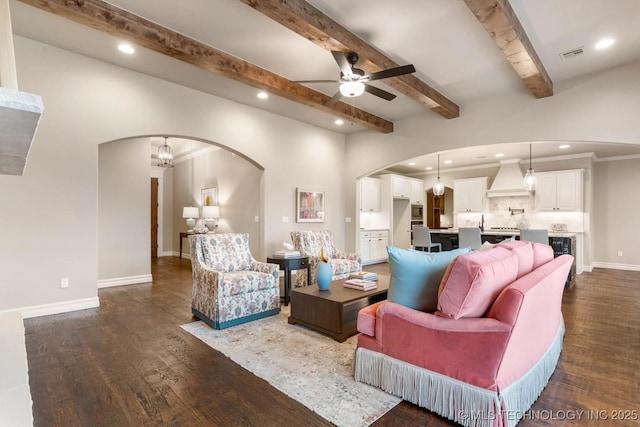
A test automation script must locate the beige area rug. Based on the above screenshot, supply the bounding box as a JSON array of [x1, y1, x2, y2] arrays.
[[181, 307, 401, 427]]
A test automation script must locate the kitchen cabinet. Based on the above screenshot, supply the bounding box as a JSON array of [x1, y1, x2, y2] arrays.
[[360, 230, 389, 264], [360, 177, 381, 212], [454, 177, 487, 212], [410, 179, 424, 204], [535, 170, 583, 211], [392, 176, 411, 199]]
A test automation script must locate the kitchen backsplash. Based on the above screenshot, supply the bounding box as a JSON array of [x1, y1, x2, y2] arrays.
[[455, 195, 584, 232]]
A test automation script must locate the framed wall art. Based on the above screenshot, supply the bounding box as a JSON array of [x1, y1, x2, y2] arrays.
[[296, 188, 325, 223], [201, 187, 218, 207]]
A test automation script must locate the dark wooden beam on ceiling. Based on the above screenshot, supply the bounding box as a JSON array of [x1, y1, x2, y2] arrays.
[[239, 0, 460, 119], [17, 0, 394, 133], [463, 0, 553, 98]]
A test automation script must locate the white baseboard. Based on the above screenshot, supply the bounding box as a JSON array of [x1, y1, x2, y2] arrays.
[[591, 262, 640, 271], [2, 297, 101, 319], [97, 274, 153, 289], [158, 251, 174, 257], [171, 251, 191, 259]]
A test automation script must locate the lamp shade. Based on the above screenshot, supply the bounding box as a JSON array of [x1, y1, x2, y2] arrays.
[[339, 81, 365, 97], [202, 205, 220, 219], [182, 207, 199, 219]]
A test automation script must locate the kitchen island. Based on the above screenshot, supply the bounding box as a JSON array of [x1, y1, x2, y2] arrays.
[[430, 228, 578, 288]]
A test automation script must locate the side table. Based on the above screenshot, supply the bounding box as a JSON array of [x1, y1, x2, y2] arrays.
[[266, 256, 310, 306]]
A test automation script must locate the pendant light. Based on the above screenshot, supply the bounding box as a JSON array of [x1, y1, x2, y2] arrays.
[[523, 143, 536, 191], [433, 153, 445, 196], [158, 136, 174, 168]]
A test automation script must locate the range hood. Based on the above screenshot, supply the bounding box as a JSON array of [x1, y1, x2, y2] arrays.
[[486, 159, 533, 198], [0, 88, 44, 175]]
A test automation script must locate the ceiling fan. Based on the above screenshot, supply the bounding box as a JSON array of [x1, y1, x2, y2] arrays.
[[293, 51, 416, 106]]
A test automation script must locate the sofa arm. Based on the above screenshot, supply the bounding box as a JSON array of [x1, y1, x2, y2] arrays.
[[357, 300, 386, 336], [191, 262, 223, 319]]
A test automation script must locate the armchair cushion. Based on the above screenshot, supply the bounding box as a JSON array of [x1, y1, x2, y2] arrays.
[[387, 246, 471, 312], [437, 247, 519, 319]]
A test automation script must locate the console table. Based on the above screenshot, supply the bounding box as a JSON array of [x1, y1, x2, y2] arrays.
[[179, 232, 192, 259], [266, 256, 310, 306]]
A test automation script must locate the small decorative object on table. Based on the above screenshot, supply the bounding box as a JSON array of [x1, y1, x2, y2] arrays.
[[316, 247, 332, 290]]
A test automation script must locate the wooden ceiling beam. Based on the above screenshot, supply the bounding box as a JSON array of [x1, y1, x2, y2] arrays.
[[17, 0, 394, 133], [239, 0, 460, 119], [463, 0, 553, 98]]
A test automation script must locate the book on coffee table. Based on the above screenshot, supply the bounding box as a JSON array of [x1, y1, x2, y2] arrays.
[[348, 271, 378, 281], [343, 278, 378, 291]]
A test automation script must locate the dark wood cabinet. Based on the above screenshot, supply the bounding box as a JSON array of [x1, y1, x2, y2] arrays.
[[430, 232, 576, 288]]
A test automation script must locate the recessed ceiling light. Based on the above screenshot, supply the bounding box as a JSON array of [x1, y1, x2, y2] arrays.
[[443, 160, 452, 164], [334, 119, 344, 125], [559, 144, 571, 149], [495, 153, 504, 158], [257, 91, 268, 99], [409, 162, 416, 166], [118, 43, 135, 54], [425, 166, 433, 171], [595, 38, 615, 50]]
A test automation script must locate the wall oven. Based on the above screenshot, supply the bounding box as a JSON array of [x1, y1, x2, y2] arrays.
[[411, 204, 423, 220]]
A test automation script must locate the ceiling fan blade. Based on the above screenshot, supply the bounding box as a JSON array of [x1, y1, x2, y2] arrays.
[[326, 90, 343, 106], [364, 84, 397, 101], [366, 64, 416, 81], [331, 51, 353, 77], [291, 79, 339, 84]]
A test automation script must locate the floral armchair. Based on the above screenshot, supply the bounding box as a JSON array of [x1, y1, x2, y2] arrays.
[[189, 233, 280, 329], [290, 230, 361, 287]]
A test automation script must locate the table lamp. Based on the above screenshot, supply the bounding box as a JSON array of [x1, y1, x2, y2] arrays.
[[182, 207, 199, 231], [202, 205, 220, 232]]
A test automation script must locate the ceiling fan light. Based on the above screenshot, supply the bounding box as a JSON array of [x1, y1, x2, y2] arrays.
[[339, 81, 365, 97]]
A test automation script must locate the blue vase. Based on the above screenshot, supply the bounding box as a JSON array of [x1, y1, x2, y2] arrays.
[[316, 261, 332, 290]]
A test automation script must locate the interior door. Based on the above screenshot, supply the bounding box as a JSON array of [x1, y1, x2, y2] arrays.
[[151, 178, 159, 258]]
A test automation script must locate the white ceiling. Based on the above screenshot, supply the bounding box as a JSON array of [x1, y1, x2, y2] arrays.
[[9, 0, 640, 172]]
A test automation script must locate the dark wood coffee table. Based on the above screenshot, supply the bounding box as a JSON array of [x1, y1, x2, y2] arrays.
[[288, 275, 389, 342]]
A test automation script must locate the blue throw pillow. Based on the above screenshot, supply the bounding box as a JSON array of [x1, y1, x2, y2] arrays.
[[387, 246, 471, 312]]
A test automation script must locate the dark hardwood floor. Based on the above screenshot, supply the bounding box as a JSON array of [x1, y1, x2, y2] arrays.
[[24, 257, 639, 426]]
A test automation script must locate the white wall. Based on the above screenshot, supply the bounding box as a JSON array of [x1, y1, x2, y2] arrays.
[[344, 60, 640, 271], [593, 157, 640, 269], [0, 36, 345, 314], [172, 148, 263, 257], [98, 138, 151, 282]]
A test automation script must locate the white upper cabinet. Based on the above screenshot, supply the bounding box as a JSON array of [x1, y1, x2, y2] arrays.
[[454, 177, 487, 212], [410, 179, 424, 205], [535, 170, 583, 211], [360, 177, 381, 212], [392, 175, 411, 199]]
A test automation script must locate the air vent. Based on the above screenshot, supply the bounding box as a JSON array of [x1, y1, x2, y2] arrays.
[[560, 47, 584, 60]]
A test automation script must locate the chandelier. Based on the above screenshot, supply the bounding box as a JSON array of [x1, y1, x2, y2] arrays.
[[158, 136, 173, 168]]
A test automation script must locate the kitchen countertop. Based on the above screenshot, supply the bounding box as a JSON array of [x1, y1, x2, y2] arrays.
[[431, 228, 580, 238]]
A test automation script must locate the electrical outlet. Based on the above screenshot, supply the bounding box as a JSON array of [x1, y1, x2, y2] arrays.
[[345, 217, 352, 223], [60, 277, 69, 288], [254, 216, 260, 223], [617, 251, 623, 257], [282, 216, 289, 223]]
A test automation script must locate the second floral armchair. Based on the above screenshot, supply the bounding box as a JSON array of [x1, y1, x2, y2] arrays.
[[290, 230, 361, 287]]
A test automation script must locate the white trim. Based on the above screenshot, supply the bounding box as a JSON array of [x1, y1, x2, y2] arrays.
[[158, 250, 174, 257], [591, 262, 640, 272], [172, 251, 192, 259], [97, 274, 152, 289], [0, 297, 101, 319]]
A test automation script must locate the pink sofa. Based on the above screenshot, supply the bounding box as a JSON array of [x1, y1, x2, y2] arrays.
[[354, 240, 573, 427]]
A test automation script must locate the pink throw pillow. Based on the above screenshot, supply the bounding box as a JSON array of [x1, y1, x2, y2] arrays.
[[531, 242, 554, 268], [437, 247, 519, 319], [497, 240, 534, 278]]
